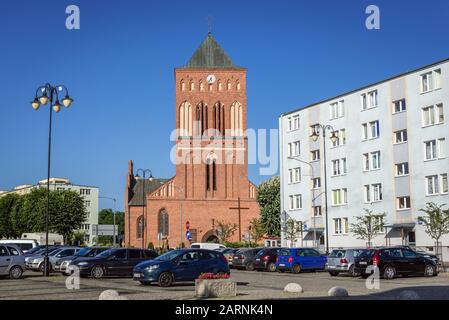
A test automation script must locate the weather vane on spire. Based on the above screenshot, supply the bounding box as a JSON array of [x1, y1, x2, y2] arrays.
[[206, 15, 213, 34]]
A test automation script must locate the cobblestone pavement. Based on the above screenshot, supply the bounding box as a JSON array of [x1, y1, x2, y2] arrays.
[[0, 270, 448, 300]]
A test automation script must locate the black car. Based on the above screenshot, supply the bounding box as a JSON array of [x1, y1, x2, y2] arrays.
[[54, 246, 111, 273], [253, 248, 279, 272], [232, 248, 264, 271], [69, 248, 158, 279], [354, 246, 438, 279]]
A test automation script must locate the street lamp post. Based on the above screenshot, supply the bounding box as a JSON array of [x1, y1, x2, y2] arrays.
[[99, 196, 117, 247], [135, 169, 153, 249], [31, 83, 73, 277], [310, 124, 338, 254]]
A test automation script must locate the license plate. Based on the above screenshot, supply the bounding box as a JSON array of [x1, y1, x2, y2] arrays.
[[328, 265, 335, 269], [256, 258, 260, 261], [279, 263, 285, 267], [234, 257, 238, 259], [133, 273, 141, 278], [359, 262, 367, 265]]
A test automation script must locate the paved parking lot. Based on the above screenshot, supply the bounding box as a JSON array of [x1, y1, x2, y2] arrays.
[[1, 269, 449, 300]]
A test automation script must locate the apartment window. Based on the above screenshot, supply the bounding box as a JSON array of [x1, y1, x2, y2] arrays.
[[362, 121, 380, 140], [441, 174, 448, 194], [289, 194, 302, 210], [363, 153, 370, 171], [332, 188, 348, 206], [288, 117, 292, 131], [424, 138, 444, 161], [332, 129, 346, 147], [426, 175, 439, 195], [331, 158, 347, 176], [371, 151, 381, 170], [397, 196, 411, 210], [394, 129, 408, 144], [395, 163, 409, 176], [313, 206, 322, 216], [438, 138, 445, 158], [330, 100, 345, 120], [364, 184, 382, 202], [421, 69, 442, 93], [310, 150, 320, 161], [85, 200, 91, 207], [288, 141, 300, 157], [422, 104, 444, 126], [312, 178, 321, 189], [334, 218, 349, 235], [393, 99, 406, 113], [293, 115, 300, 130], [288, 167, 301, 184], [56, 187, 64, 191], [361, 90, 378, 110]]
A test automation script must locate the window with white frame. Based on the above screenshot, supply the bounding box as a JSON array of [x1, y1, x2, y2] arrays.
[[331, 158, 347, 176], [362, 121, 380, 140], [371, 151, 381, 170], [292, 115, 300, 130], [441, 174, 448, 194], [364, 184, 383, 202], [394, 129, 408, 144], [395, 162, 409, 176], [438, 138, 445, 158], [334, 218, 349, 235], [392, 99, 406, 113], [287, 141, 300, 157], [426, 175, 439, 195], [361, 90, 378, 110], [330, 100, 345, 120], [289, 194, 302, 210], [288, 117, 292, 131], [310, 149, 320, 161], [422, 104, 444, 126], [312, 177, 321, 189], [85, 200, 91, 207], [313, 206, 322, 216], [397, 196, 411, 210], [332, 188, 348, 206], [332, 129, 346, 147], [421, 69, 442, 93], [424, 139, 444, 160], [288, 167, 301, 184]]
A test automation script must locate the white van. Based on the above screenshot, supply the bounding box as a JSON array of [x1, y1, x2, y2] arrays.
[[190, 243, 226, 250], [21, 233, 64, 245], [0, 239, 39, 253]]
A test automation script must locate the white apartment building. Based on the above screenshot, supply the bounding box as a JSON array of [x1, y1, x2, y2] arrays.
[[1, 178, 99, 245], [279, 58, 449, 259]]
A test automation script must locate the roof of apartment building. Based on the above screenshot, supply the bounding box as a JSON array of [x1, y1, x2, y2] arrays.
[[281, 57, 449, 118], [128, 178, 169, 206]]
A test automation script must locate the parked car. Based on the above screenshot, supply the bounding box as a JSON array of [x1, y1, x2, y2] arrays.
[[232, 248, 264, 271], [253, 247, 280, 272], [276, 248, 327, 273], [0, 244, 26, 279], [0, 239, 39, 253], [70, 248, 158, 279], [54, 247, 110, 273], [326, 248, 369, 276], [22, 245, 49, 256], [27, 246, 81, 272], [24, 246, 60, 267], [354, 246, 439, 279], [216, 248, 239, 267], [190, 243, 226, 250], [133, 249, 229, 287]]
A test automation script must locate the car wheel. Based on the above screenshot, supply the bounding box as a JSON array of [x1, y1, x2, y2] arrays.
[[158, 272, 173, 287], [329, 271, 339, 277], [424, 264, 435, 277], [9, 266, 23, 279], [292, 264, 301, 274], [246, 263, 255, 271], [348, 265, 359, 277], [90, 265, 104, 279], [267, 262, 276, 272], [383, 266, 396, 280]]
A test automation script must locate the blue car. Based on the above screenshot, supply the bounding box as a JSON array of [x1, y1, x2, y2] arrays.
[[276, 248, 327, 274], [133, 249, 230, 287]]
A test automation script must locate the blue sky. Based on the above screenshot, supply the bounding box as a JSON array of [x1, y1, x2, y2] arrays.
[[1, 0, 448, 211]]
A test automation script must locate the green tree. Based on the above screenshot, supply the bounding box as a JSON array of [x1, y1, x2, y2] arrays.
[[98, 208, 124, 234], [350, 209, 386, 247], [0, 193, 20, 238], [418, 202, 449, 260], [249, 218, 265, 244], [282, 218, 301, 247], [70, 230, 86, 246], [257, 176, 280, 237], [215, 220, 237, 243]]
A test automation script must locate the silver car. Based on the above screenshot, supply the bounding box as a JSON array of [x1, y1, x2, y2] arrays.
[[0, 244, 26, 279], [326, 248, 368, 276], [27, 247, 81, 272]]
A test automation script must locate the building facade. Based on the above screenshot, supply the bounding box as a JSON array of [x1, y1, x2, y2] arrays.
[[1, 178, 99, 244], [279, 59, 449, 257], [125, 33, 260, 249]]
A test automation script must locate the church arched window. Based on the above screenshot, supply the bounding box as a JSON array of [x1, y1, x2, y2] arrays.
[[227, 80, 232, 91], [180, 80, 185, 92], [200, 80, 204, 91], [137, 215, 144, 239], [236, 80, 241, 91], [230, 102, 242, 136], [206, 153, 217, 191], [158, 209, 169, 237], [189, 80, 195, 91], [213, 102, 225, 135], [218, 80, 223, 91], [179, 102, 192, 136]]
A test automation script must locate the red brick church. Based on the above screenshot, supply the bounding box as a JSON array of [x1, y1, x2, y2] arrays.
[[124, 33, 260, 248]]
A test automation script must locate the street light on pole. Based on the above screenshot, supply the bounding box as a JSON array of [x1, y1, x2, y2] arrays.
[[135, 169, 153, 249], [310, 124, 338, 254], [31, 83, 73, 277], [99, 196, 117, 247]]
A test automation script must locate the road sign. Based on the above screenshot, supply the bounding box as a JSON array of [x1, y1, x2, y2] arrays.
[[92, 224, 118, 236], [186, 230, 191, 241]]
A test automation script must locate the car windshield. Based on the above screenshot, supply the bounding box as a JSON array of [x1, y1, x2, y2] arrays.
[[75, 247, 91, 256], [278, 249, 291, 256], [49, 249, 63, 256], [26, 246, 43, 254], [358, 250, 375, 258], [155, 250, 182, 261], [329, 250, 346, 258]]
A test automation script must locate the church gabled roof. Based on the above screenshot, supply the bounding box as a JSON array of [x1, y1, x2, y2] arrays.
[[184, 33, 241, 69]]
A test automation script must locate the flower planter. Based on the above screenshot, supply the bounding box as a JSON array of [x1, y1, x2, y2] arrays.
[[195, 279, 237, 298]]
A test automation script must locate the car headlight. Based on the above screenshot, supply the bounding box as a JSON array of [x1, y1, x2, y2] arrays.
[[33, 259, 42, 263], [145, 265, 159, 271], [77, 262, 89, 266]]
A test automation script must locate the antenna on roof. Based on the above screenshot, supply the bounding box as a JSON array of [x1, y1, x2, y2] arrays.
[[206, 15, 213, 34]]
